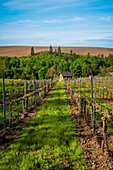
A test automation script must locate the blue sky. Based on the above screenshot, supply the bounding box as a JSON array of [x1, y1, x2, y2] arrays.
[[0, 0, 113, 47]]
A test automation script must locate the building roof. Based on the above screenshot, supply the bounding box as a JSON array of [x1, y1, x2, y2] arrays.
[[59, 72, 74, 77]]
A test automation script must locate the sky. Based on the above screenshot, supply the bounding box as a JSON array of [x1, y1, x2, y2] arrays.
[[0, 0, 113, 47]]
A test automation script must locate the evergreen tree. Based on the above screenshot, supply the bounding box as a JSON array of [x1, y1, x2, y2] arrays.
[[31, 47, 34, 56], [49, 45, 53, 54], [58, 46, 61, 54], [70, 50, 73, 55]]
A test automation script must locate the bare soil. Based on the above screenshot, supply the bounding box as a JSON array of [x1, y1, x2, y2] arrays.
[[65, 87, 113, 170], [0, 46, 113, 57]]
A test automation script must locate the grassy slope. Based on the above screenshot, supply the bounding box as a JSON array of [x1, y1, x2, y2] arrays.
[[0, 81, 87, 170]]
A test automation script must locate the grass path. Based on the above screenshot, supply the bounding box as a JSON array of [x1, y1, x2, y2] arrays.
[[0, 81, 87, 170]]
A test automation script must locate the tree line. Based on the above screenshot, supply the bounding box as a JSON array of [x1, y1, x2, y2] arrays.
[[0, 46, 113, 79]]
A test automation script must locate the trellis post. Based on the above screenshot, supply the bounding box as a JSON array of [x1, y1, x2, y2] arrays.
[[3, 76, 6, 129], [25, 79, 27, 112], [101, 117, 109, 152], [91, 75, 93, 127], [34, 80, 36, 104], [40, 80, 42, 97], [79, 79, 81, 112]]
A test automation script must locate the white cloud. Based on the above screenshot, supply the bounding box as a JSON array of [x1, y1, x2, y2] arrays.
[[43, 19, 63, 23], [2, 0, 102, 11], [69, 17, 83, 21], [18, 20, 32, 23], [42, 17, 83, 24], [99, 16, 113, 21]]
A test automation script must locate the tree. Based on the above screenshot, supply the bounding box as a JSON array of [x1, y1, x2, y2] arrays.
[[46, 66, 57, 78], [31, 47, 34, 56], [73, 64, 82, 77], [58, 46, 61, 54], [70, 50, 72, 55], [38, 67, 48, 79], [99, 66, 107, 76], [101, 54, 104, 58], [49, 45, 53, 54], [0, 59, 6, 77], [87, 52, 90, 58]]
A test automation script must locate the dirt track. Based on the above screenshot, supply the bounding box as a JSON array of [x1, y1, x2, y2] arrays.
[[0, 46, 113, 57]]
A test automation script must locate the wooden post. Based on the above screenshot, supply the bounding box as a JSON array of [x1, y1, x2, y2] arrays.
[[34, 80, 36, 104], [79, 79, 81, 112], [101, 118, 109, 152], [48, 79, 49, 91], [70, 80, 72, 99], [71, 79, 72, 89], [39, 80, 42, 97], [84, 100, 86, 120], [91, 75, 93, 127], [44, 79, 46, 95], [94, 77, 96, 94], [93, 106, 96, 134], [9, 102, 12, 126], [3, 76, 6, 129], [102, 78, 103, 99], [25, 79, 27, 112]]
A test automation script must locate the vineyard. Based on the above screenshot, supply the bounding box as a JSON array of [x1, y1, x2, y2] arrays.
[[0, 77, 113, 169], [0, 77, 56, 129], [64, 77, 113, 150]]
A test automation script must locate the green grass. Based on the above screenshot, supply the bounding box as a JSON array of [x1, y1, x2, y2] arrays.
[[0, 81, 87, 170]]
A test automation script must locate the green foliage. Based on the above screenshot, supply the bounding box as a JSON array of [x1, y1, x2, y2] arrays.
[[46, 66, 57, 78], [0, 82, 87, 169], [73, 64, 82, 77], [0, 51, 113, 79], [0, 59, 6, 77]]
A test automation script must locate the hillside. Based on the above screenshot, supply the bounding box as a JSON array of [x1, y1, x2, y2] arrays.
[[0, 46, 113, 57]]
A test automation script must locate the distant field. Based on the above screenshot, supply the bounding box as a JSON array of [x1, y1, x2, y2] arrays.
[[0, 46, 113, 57]]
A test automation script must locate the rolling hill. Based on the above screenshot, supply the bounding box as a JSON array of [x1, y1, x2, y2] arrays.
[[0, 46, 113, 57]]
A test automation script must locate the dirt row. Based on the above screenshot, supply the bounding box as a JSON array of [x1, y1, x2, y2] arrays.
[[65, 87, 113, 169]]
